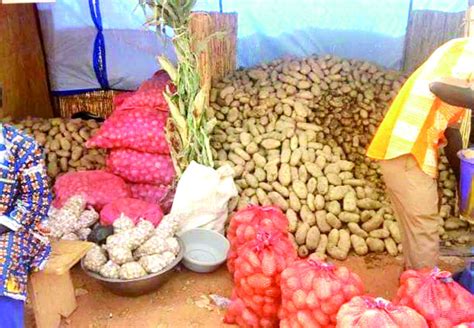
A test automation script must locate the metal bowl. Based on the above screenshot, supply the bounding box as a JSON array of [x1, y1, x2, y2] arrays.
[[81, 238, 185, 297]]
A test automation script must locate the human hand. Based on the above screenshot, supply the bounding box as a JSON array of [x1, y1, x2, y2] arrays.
[[36, 223, 50, 235], [431, 77, 471, 89]]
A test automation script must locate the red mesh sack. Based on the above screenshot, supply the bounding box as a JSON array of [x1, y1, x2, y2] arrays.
[[226, 206, 289, 274], [224, 230, 297, 328], [393, 268, 474, 328], [113, 92, 133, 107], [129, 183, 175, 214], [100, 197, 163, 226], [118, 70, 175, 111], [86, 107, 169, 154], [279, 259, 364, 328], [53, 170, 131, 210], [106, 149, 175, 185], [336, 296, 428, 328]]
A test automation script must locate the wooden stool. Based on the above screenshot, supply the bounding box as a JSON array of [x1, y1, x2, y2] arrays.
[[28, 240, 93, 328]]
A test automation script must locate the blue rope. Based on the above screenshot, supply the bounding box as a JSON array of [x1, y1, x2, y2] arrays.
[[219, 0, 223, 13], [88, 0, 110, 90]]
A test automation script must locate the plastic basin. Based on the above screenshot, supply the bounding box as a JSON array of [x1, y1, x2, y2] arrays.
[[179, 228, 230, 273], [458, 149, 474, 219]]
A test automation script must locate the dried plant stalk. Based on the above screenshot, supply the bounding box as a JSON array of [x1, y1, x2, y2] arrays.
[[139, 0, 215, 177]]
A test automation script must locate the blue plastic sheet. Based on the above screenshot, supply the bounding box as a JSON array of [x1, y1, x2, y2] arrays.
[[37, 0, 468, 94]]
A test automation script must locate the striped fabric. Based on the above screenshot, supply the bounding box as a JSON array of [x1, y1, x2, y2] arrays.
[[367, 38, 474, 178]]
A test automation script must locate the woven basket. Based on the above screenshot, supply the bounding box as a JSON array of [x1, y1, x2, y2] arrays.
[[54, 90, 118, 118]]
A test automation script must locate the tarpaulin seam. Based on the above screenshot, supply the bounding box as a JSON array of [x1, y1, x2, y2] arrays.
[[89, 0, 110, 90]]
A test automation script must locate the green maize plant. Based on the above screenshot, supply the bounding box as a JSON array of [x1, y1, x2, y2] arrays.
[[139, 0, 215, 177]]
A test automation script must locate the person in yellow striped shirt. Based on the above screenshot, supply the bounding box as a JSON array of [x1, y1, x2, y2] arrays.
[[367, 38, 474, 270]]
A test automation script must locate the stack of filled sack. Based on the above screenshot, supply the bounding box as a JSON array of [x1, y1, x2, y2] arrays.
[[87, 71, 176, 212]]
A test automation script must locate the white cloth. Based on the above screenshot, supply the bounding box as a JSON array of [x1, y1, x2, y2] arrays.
[[171, 161, 237, 235]]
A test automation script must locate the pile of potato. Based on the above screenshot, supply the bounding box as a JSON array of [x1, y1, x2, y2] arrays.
[[1, 117, 106, 179], [209, 55, 468, 259]]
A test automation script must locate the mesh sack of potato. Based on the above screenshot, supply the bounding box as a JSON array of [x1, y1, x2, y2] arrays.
[[112, 215, 135, 234], [138, 251, 175, 274], [99, 260, 120, 279], [53, 170, 131, 210], [48, 195, 87, 239], [224, 230, 297, 328], [106, 149, 175, 185], [336, 296, 428, 328], [279, 259, 364, 328], [119, 261, 147, 280], [226, 206, 289, 274], [154, 215, 180, 239], [393, 268, 474, 328], [84, 245, 107, 273], [129, 183, 170, 205], [86, 107, 169, 154], [100, 198, 164, 227], [117, 70, 174, 111], [108, 246, 134, 265]]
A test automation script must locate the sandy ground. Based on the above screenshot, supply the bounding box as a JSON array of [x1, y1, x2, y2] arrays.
[[24, 254, 465, 328]]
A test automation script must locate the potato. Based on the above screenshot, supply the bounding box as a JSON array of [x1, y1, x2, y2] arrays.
[[343, 192, 357, 212], [338, 160, 355, 171], [351, 235, 368, 255], [289, 192, 302, 212], [292, 180, 308, 199], [361, 210, 376, 223], [234, 148, 251, 161], [278, 163, 292, 186], [369, 229, 390, 239], [338, 212, 360, 223], [384, 238, 398, 256], [295, 222, 310, 245], [357, 198, 383, 210], [326, 213, 342, 229], [366, 237, 385, 253], [314, 194, 325, 210], [347, 222, 368, 238], [326, 173, 342, 186], [290, 148, 302, 166], [307, 177, 317, 194], [388, 221, 402, 243], [300, 205, 316, 226], [316, 210, 332, 233], [328, 186, 348, 201], [307, 194, 316, 211], [244, 173, 259, 189], [256, 188, 271, 206], [261, 139, 281, 149], [305, 162, 323, 177], [268, 192, 289, 211], [362, 209, 384, 232], [272, 182, 290, 197], [326, 201, 341, 216], [317, 177, 329, 195], [253, 153, 267, 168], [286, 209, 298, 233], [306, 226, 321, 250], [344, 179, 365, 187], [298, 245, 309, 257]]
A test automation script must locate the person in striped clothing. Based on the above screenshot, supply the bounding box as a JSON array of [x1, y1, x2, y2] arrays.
[[367, 38, 474, 270]]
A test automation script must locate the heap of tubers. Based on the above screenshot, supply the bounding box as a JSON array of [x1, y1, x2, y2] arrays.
[[1, 117, 106, 179], [209, 55, 469, 260]]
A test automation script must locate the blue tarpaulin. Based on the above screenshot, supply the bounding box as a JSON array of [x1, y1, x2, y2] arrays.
[[37, 0, 468, 94]]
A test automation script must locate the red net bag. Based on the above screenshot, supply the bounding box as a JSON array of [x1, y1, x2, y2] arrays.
[[279, 259, 364, 328], [86, 107, 170, 154], [336, 296, 428, 328], [113, 92, 133, 107], [129, 183, 175, 214], [53, 170, 131, 210], [100, 197, 163, 226], [224, 230, 297, 328], [393, 268, 474, 328], [106, 149, 175, 185], [118, 70, 175, 111], [227, 206, 289, 275]]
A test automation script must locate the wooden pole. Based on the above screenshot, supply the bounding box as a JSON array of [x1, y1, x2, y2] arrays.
[[465, 5, 474, 37], [189, 12, 237, 104]]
